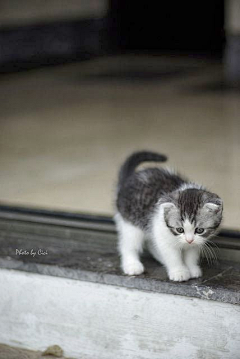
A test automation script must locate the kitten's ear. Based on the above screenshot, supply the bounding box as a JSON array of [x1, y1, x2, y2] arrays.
[[203, 199, 223, 214], [161, 202, 176, 214]]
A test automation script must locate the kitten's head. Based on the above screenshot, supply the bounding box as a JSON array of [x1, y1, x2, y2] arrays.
[[160, 188, 223, 246]]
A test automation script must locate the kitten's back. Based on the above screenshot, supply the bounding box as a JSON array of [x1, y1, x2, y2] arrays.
[[116, 152, 186, 229]]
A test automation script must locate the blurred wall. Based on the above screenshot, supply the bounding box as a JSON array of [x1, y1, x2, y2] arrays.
[[225, 0, 240, 84], [0, 0, 108, 25], [0, 0, 109, 72], [225, 0, 240, 33]]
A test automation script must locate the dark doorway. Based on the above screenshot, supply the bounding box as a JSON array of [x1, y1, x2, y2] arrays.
[[109, 0, 225, 55]]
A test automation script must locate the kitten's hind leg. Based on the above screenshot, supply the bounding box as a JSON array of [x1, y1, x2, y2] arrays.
[[115, 213, 145, 275]]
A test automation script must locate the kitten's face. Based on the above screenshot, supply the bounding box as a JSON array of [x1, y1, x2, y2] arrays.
[[162, 189, 223, 246]]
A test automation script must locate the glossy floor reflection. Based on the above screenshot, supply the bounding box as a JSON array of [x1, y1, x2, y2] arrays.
[[0, 55, 239, 230]]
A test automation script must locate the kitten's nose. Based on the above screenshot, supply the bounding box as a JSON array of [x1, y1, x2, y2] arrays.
[[186, 238, 194, 244]]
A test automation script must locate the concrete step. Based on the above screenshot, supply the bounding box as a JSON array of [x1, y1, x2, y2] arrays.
[[0, 207, 240, 359]]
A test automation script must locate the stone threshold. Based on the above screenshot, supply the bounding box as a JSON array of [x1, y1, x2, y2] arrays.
[[0, 206, 239, 305]]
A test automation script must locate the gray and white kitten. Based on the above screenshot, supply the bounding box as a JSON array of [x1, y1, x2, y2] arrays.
[[115, 151, 223, 282]]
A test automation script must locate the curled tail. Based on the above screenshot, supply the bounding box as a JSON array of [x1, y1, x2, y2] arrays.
[[118, 151, 167, 187]]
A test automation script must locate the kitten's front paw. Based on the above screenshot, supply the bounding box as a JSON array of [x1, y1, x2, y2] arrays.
[[122, 261, 144, 276], [168, 267, 191, 282], [189, 266, 202, 279]]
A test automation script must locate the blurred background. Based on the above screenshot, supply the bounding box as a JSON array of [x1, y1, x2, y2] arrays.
[[0, 0, 239, 230]]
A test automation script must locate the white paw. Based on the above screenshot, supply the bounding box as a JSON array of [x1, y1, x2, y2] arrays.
[[189, 266, 202, 279], [168, 267, 191, 282], [122, 261, 144, 276]]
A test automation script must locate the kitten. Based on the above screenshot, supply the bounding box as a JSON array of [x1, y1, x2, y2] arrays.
[[115, 151, 223, 282]]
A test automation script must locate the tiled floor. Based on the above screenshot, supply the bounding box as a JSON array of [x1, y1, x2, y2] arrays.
[[0, 55, 239, 230]]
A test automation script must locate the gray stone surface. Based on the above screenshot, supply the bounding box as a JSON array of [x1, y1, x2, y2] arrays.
[[0, 217, 240, 305]]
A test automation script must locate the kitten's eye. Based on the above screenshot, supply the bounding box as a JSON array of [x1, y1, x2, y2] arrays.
[[176, 227, 184, 234], [195, 228, 204, 234]]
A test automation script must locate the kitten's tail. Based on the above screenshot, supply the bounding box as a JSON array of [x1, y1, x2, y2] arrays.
[[118, 151, 167, 186]]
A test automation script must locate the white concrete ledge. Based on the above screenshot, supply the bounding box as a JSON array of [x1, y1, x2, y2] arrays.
[[0, 268, 239, 359]]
